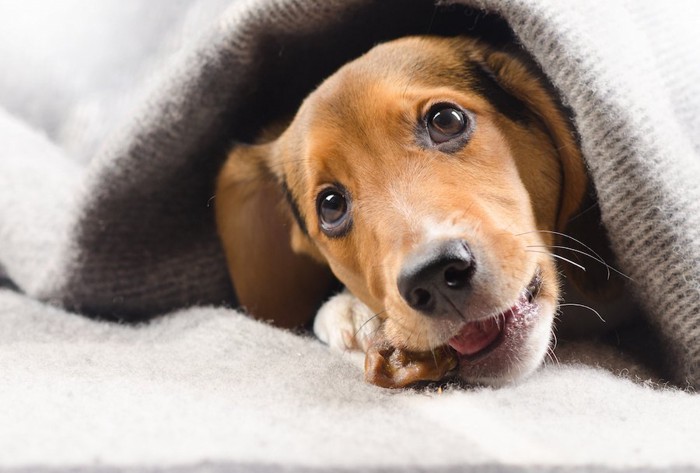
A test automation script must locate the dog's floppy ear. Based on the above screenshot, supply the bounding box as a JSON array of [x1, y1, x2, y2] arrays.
[[215, 143, 336, 328], [480, 50, 588, 232], [481, 49, 624, 301]]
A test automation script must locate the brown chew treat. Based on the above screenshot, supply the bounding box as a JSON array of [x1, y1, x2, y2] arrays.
[[364, 341, 458, 389]]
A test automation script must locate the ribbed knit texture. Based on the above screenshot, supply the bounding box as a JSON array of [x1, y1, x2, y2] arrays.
[[1, 0, 699, 386]]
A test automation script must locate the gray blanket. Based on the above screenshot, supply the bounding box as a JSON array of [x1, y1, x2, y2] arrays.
[[2, 0, 700, 471]]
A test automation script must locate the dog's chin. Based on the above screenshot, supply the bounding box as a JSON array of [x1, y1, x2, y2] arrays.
[[446, 279, 555, 386]]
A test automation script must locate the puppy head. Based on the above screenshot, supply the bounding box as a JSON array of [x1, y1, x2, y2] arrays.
[[218, 36, 587, 385]]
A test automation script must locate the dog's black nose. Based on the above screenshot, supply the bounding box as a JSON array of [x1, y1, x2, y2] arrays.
[[397, 239, 475, 316]]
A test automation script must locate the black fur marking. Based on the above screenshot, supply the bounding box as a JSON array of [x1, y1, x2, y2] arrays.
[[467, 61, 530, 124], [281, 179, 308, 236]]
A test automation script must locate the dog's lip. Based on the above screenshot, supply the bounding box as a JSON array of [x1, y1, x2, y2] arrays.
[[447, 271, 542, 360]]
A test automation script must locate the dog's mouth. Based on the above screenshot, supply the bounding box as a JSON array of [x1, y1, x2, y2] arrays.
[[364, 270, 550, 388], [447, 271, 542, 361]]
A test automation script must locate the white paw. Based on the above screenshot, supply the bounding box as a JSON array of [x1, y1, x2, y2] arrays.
[[313, 291, 381, 353]]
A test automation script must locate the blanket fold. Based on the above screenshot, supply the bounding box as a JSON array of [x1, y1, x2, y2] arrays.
[[1, 0, 700, 388]]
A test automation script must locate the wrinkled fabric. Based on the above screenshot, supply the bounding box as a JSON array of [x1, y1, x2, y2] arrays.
[[0, 0, 699, 386]]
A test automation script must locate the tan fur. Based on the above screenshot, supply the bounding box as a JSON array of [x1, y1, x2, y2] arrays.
[[216, 36, 595, 377], [216, 142, 335, 327]]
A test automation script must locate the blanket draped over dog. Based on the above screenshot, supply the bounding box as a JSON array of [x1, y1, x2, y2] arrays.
[[2, 0, 700, 471]]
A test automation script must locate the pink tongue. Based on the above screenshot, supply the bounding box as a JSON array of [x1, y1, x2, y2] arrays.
[[448, 317, 502, 356]]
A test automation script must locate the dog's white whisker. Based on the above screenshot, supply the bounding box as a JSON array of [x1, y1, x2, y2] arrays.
[[550, 328, 559, 351], [544, 349, 554, 365], [546, 345, 560, 366], [529, 243, 621, 282], [527, 244, 604, 265], [559, 303, 606, 323], [517, 230, 634, 282], [526, 249, 587, 272]]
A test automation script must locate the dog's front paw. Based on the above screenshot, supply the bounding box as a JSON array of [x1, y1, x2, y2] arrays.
[[313, 291, 380, 352]]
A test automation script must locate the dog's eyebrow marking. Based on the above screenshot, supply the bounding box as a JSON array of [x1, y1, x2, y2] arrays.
[[281, 179, 309, 236], [467, 61, 530, 124]]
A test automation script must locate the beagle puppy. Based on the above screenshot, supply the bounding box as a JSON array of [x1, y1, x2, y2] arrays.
[[216, 36, 630, 387]]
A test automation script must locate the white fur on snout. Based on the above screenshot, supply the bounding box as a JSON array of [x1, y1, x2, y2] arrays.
[[313, 290, 381, 355], [420, 215, 476, 245]]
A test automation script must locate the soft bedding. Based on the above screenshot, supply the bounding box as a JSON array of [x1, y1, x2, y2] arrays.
[[2, 0, 700, 471]]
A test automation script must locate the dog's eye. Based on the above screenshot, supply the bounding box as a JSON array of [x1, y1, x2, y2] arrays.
[[320, 192, 346, 223], [426, 105, 468, 144], [317, 186, 352, 237]]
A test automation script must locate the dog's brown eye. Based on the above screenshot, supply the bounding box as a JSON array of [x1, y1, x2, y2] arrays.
[[427, 106, 467, 143], [320, 192, 345, 223], [317, 186, 352, 237]]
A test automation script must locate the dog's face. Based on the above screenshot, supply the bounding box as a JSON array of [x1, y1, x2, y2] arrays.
[[217, 36, 587, 386]]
